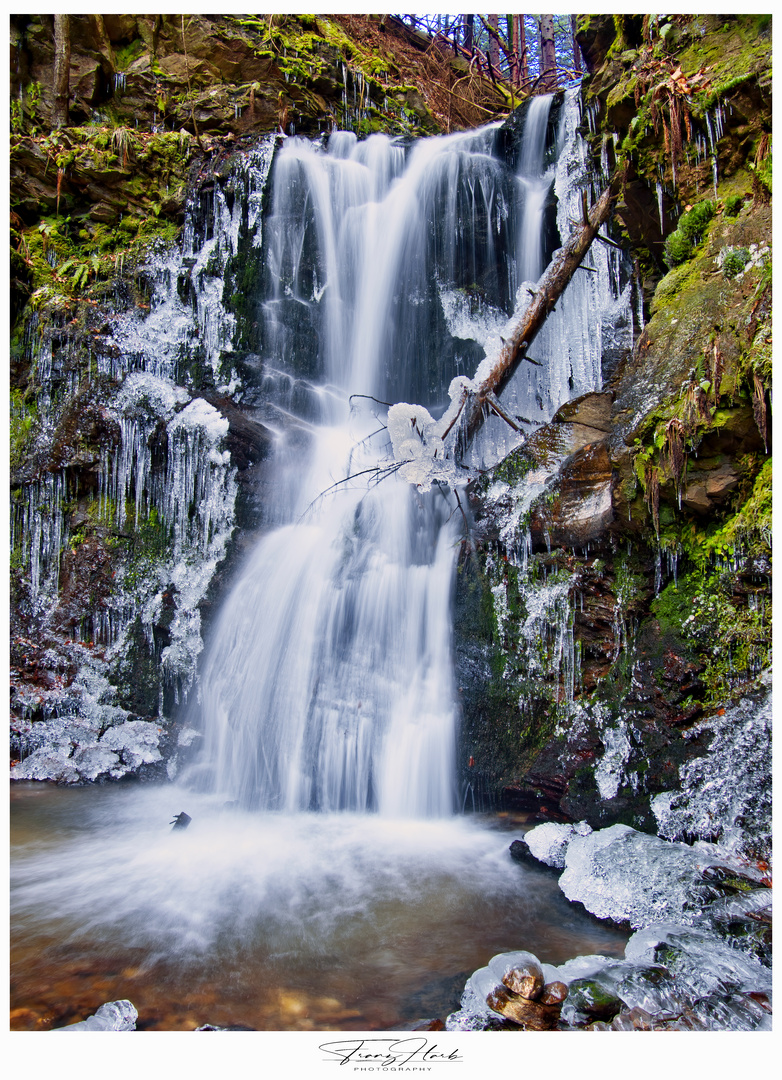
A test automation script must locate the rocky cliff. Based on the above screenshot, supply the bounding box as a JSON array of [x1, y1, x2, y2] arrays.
[[457, 14, 771, 863]]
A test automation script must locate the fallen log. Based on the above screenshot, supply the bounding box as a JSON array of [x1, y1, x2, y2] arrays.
[[463, 173, 621, 443]]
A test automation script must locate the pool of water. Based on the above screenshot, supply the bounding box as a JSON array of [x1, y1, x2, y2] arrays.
[[11, 782, 628, 1030]]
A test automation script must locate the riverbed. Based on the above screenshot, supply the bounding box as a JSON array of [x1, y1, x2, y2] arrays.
[[11, 782, 628, 1030]]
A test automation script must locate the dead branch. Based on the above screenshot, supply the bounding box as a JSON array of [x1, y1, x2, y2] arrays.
[[462, 173, 621, 443]]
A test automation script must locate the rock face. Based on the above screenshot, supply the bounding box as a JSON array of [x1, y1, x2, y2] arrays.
[[457, 14, 771, 863]]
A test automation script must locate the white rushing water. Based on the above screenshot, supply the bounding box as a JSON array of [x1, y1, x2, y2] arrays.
[[186, 91, 629, 815]]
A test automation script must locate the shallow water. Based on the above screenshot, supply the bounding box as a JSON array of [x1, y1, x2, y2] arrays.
[[10, 783, 628, 1030]]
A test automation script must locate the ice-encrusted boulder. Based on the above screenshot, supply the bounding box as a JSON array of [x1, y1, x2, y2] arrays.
[[521, 820, 592, 868], [558, 823, 719, 928], [625, 922, 772, 1001], [53, 999, 138, 1031], [11, 718, 162, 784]]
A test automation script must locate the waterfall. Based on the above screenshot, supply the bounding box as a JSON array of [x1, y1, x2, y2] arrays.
[[187, 92, 628, 815]]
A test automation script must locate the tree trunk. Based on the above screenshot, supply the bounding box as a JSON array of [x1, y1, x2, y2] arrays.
[[516, 15, 528, 85], [487, 14, 500, 72], [52, 13, 70, 129], [540, 13, 557, 88], [571, 14, 582, 75], [463, 13, 474, 54], [507, 14, 519, 86], [464, 175, 620, 442]]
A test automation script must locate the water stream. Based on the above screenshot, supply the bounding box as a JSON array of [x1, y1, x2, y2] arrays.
[[11, 94, 633, 1030]]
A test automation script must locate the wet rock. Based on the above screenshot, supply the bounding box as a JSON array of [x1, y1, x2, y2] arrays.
[[491, 950, 545, 1000], [530, 443, 614, 548], [485, 986, 560, 1030], [681, 482, 711, 513], [553, 391, 613, 432], [409, 1018, 445, 1031], [539, 981, 568, 1006], [705, 463, 740, 499], [509, 839, 538, 865], [53, 999, 138, 1031]]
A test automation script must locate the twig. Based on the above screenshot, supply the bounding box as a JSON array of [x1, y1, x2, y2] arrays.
[[484, 390, 524, 432], [298, 461, 402, 521], [349, 393, 394, 408]]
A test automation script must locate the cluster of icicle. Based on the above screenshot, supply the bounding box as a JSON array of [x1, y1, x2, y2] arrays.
[[14, 138, 277, 733]]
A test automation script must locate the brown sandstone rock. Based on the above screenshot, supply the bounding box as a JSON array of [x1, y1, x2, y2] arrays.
[[486, 987, 561, 1030]]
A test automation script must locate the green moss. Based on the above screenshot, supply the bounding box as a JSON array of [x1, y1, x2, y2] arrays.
[[651, 262, 698, 309], [678, 200, 715, 238], [663, 228, 694, 267], [704, 73, 755, 110], [704, 459, 772, 562], [10, 390, 38, 471], [722, 247, 750, 279], [491, 449, 535, 488]]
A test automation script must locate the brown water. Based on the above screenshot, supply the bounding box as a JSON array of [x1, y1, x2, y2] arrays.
[[10, 782, 628, 1031]]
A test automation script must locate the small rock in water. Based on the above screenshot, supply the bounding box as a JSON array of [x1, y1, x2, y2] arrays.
[[170, 811, 191, 830], [509, 839, 542, 866], [495, 953, 545, 1000], [53, 999, 138, 1031], [409, 1018, 446, 1031]]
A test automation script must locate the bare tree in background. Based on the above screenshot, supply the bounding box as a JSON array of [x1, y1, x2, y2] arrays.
[[516, 15, 529, 85], [571, 14, 582, 75], [487, 14, 500, 72], [539, 14, 557, 87], [52, 13, 70, 128], [462, 13, 474, 53]]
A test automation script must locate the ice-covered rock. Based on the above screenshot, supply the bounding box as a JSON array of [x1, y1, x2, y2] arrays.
[[451, 921, 772, 1033], [11, 715, 162, 784], [99, 720, 163, 770], [522, 820, 592, 868], [488, 949, 544, 998], [652, 677, 771, 861], [53, 999, 138, 1031], [558, 823, 717, 928], [624, 922, 772, 1000]]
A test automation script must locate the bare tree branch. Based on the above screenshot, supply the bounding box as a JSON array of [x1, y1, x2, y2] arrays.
[[461, 173, 622, 443]]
